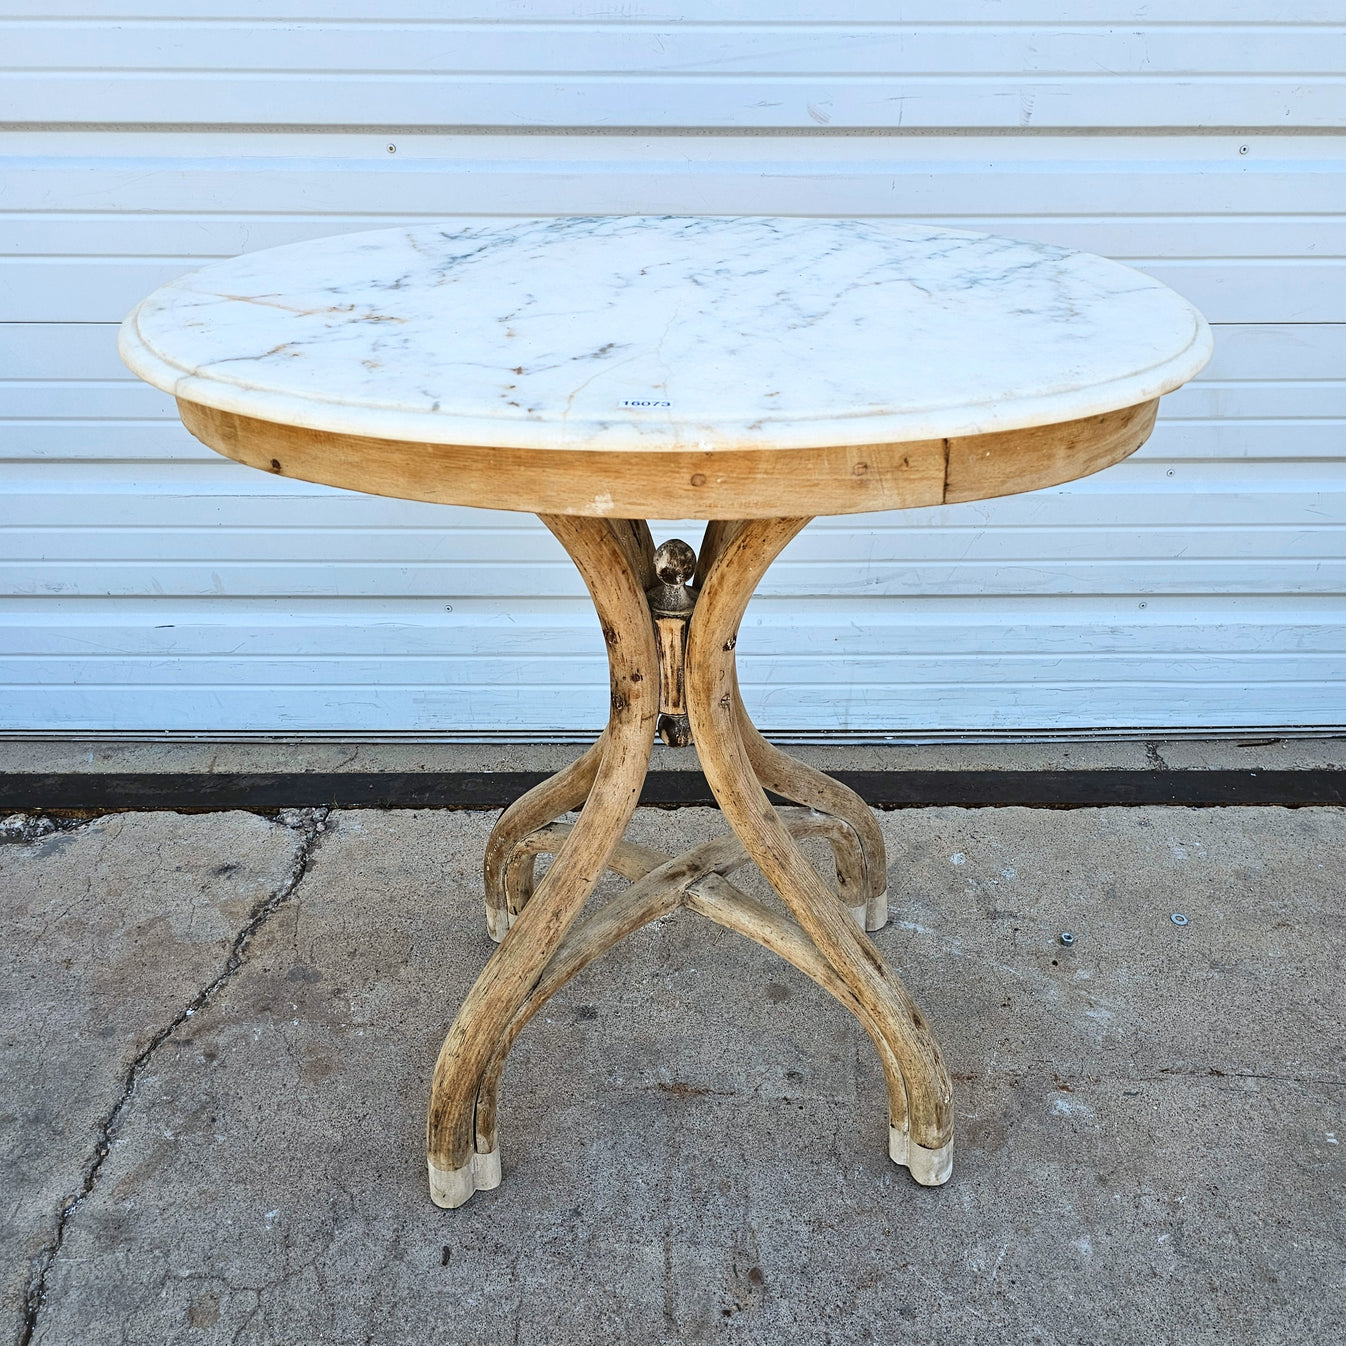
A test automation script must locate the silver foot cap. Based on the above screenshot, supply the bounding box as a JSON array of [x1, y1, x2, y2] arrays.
[[484, 905, 518, 943], [474, 1146, 502, 1191], [865, 888, 889, 932], [429, 1148, 501, 1209], [889, 1125, 953, 1186]]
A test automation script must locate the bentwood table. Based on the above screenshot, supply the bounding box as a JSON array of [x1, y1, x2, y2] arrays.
[[120, 217, 1211, 1209]]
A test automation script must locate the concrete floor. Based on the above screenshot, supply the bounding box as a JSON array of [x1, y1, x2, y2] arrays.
[[2, 803, 1343, 1344]]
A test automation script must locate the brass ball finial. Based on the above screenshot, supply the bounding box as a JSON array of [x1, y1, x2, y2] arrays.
[[653, 538, 696, 587]]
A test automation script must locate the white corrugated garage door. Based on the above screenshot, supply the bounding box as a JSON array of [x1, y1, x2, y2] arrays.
[[1, 2, 1343, 737]]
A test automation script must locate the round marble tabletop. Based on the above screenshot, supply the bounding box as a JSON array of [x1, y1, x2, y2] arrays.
[[121, 216, 1210, 454]]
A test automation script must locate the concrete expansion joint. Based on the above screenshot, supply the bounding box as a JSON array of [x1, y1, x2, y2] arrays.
[[15, 806, 332, 1346]]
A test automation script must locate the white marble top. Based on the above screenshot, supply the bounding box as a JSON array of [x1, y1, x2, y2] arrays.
[[120, 217, 1211, 453]]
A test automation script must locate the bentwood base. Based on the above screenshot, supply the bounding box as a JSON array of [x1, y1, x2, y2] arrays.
[[425, 516, 955, 1209]]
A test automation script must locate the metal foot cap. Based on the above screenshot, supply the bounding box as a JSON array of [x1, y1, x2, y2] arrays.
[[484, 904, 514, 943], [866, 888, 889, 931], [889, 1126, 953, 1186], [429, 1148, 501, 1209]]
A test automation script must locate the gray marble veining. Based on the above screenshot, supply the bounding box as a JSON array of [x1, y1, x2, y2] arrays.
[[120, 216, 1212, 451]]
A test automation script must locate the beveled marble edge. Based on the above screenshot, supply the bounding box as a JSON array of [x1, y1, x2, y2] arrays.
[[119, 293, 1212, 453]]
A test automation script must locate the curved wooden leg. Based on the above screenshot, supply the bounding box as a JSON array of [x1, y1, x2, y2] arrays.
[[609, 517, 657, 588], [737, 705, 888, 930], [483, 732, 607, 941], [480, 524, 657, 940], [697, 522, 889, 930], [426, 514, 659, 1208], [686, 516, 954, 1185]]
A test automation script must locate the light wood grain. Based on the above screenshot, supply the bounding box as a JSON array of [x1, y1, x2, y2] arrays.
[[482, 731, 607, 942], [735, 691, 887, 929], [944, 399, 1159, 505], [426, 514, 659, 1205], [685, 515, 955, 1164], [695, 518, 886, 926], [177, 397, 1158, 520], [482, 518, 656, 940]]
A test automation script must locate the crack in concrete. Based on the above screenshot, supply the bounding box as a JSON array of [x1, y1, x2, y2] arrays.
[[1140, 1068, 1346, 1087], [1144, 741, 1169, 771], [15, 806, 332, 1346]]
